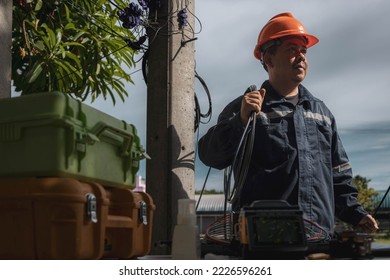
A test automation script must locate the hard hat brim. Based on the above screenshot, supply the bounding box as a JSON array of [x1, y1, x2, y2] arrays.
[[254, 33, 319, 60]]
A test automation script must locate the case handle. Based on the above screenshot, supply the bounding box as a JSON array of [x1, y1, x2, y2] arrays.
[[88, 121, 133, 156]]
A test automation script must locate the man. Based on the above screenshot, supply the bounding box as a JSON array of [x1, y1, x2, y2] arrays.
[[198, 12, 378, 239]]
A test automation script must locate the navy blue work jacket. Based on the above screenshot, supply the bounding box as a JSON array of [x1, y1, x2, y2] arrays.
[[198, 81, 368, 237]]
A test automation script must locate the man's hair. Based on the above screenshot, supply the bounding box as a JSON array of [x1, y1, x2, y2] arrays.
[[261, 44, 279, 72]]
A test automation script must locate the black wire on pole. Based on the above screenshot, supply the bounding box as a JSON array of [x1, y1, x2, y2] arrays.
[[195, 166, 212, 211]]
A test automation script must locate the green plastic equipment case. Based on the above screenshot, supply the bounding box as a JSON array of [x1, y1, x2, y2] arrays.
[[0, 92, 147, 188]]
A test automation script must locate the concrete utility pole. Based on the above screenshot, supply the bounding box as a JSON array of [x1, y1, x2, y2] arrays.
[[0, 0, 12, 98], [146, 0, 196, 255]]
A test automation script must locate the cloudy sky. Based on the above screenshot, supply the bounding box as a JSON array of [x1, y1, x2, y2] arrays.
[[87, 0, 390, 192]]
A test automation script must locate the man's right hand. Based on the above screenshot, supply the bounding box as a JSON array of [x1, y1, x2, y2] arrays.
[[240, 88, 266, 125]]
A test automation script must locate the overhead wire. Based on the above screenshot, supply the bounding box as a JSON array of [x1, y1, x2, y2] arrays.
[[194, 71, 212, 132], [193, 69, 213, 214]]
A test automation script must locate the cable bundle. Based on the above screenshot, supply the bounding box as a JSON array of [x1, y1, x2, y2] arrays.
[[225, 85, 258, 205], [205, 214, 235, 244], [304, 218, 330, 242]]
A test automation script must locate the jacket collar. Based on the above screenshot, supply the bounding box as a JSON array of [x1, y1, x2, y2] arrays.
[[261, 80, 314, 109]]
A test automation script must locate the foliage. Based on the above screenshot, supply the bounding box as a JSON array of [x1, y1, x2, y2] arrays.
[[12, 0, 138, 104], [352, 175, 379, 212], [195, 189, 224, 195]]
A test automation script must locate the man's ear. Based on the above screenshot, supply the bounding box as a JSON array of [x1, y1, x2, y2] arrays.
[[264, 53, 273, 68]]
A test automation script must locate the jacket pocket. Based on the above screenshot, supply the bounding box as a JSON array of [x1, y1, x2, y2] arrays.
[[253, 121, 289, 167], [315, 121, 332, 164]]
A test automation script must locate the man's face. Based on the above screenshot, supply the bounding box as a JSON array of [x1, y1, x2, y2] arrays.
[[267, 37, 308, 84]]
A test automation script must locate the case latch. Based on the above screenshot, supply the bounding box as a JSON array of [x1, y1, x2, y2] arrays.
[[86, 193, 98, 223], [139, 201, 148, 225]]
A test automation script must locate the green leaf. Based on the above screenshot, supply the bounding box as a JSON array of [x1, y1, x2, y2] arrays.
[[27, 62, 44, 83], [64, 4, 71, 22], [34, 40, 45, 51], [56, 60, 82, 78], [56, 30, 63, 45], [64, 52, 81, 68], [42, 24, 56, 49], [62, 42, 84, 48], [34, 0, 43, 11], [64, 23, 76, 31], [96, 63, 101, 75]]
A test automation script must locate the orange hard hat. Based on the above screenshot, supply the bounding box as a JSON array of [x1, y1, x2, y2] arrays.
[[254, 12, 319, 60]]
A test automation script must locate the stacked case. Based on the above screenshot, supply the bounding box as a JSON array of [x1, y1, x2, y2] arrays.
[[0, 91, 147, 188], [0, 92, 155, 259]]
